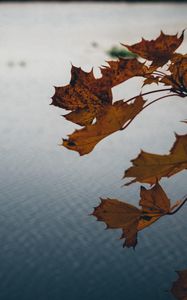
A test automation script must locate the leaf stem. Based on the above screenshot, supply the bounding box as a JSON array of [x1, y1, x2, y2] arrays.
[[167, 198, 187, 215], [153, 70, 166, 76], [142, 93, 178, 111], [121, 93, 178, 131], [124, 88, 172, 103]]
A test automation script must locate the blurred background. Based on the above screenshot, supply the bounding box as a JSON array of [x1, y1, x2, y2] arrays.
[[0, 1, 187, 300]]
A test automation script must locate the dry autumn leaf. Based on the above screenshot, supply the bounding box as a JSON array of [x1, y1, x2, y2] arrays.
[[100, 58, 147, 87], [51, 59, 147, 127], [124, 133, 187, 185], [51, 66, 112, 126], [92, 183, 182, 248], [123, 31, 184, 68], [171, 269, 187, 300], [51, 58, 148, 150], [63, 96, 145, 155], [51, 30, 187, 160]]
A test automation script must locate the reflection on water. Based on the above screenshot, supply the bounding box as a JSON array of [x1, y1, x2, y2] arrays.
[[0, 2, 187, 300]]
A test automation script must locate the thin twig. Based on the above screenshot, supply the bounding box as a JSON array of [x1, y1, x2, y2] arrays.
[[151, 72, 163, 77], [124, 88, 172, 104], [141, 93, 178, 111], [167, 198, 187, 215], [120, 93, 178, 131], [153, 70, 166, 76]]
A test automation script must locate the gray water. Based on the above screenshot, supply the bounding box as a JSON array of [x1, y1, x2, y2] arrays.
[[0, 3, 187, 300]]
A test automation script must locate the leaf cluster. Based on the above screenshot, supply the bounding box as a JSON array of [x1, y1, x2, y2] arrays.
[[51, 30, 187, 249]]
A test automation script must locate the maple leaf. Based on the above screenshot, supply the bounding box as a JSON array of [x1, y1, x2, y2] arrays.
[[51, 58, 147, 128], [51, 31, 187, 158], [123, 30, 184, 68], [161, 53, 187, 96], [92, 183, 181, 248], [124, 133, 187, 185], [171, 269, 187, 300], [51, 66, 112, 126], [64, 108, 96, 126], [51, 57, 147, 154], [52, 65, 112, 110], [63, 96, 145, 155], [100, 58, 148, 87]]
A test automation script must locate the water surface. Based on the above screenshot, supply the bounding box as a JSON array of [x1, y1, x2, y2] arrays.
[[0, 3, 187, 300]]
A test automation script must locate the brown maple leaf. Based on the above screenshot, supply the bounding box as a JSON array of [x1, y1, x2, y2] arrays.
[[123, 30, 184, 68], [52, 65, 112, 110], [51, 66, 112, 126], [100, 58, 148, 87], [92, 183, 182, 248], [124, 133, 187, 185], [63, 96, 145, 155], [51, 58, 147, 143], [171, 269, 187, 300], [51, 59, 147, 127]]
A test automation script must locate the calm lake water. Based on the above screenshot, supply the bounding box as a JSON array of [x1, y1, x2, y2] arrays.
[[0, 2, 187, 300]]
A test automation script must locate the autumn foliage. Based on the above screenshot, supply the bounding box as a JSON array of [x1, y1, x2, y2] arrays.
[[51, 31, 187, 249], [92, 183, 183, 248], [124, 133, 187, 185]]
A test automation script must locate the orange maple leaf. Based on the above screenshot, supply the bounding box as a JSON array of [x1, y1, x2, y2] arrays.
[[124, 133, 187, 185], [63, 96, 145, 155], [92, 183, 182, 248]]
